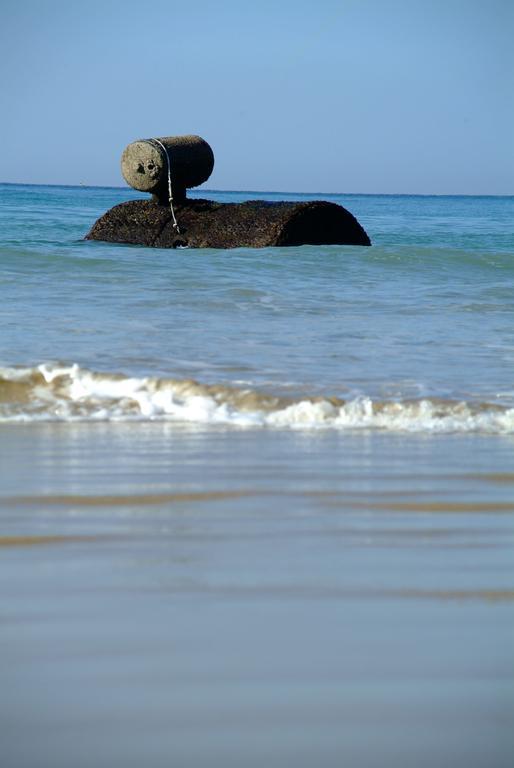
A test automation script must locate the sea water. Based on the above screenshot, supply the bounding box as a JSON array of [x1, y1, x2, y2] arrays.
[[0, 184, 513, 767]]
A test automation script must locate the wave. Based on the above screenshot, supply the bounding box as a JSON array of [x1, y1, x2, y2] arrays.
[[0, 363, 513, 434]]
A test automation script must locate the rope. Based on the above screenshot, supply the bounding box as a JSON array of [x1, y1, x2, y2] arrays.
[[149, 138, 180, 233]]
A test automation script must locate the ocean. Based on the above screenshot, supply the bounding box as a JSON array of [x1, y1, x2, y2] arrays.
[[1, 183, 513, 767]]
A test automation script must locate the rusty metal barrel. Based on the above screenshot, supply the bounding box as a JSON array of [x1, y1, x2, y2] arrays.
[[121, 135, 214, 201]]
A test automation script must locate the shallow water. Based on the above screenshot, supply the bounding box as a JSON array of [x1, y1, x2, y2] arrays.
[[1, 424, 514, 767], [0, 185, 513, 766]]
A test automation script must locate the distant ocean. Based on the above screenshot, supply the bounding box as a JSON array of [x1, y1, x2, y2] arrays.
[[1, 184, 513, 767], [1, 185, 514, 430]]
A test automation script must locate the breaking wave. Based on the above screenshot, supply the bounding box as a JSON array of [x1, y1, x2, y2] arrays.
[[0, 363, 513, 434]]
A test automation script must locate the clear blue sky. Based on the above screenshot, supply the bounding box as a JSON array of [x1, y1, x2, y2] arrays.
[[1, 0, 512, 193]]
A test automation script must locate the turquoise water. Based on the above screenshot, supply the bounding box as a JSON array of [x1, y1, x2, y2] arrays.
[[1, 184, 513, 767], [1, 184, 513, 427]]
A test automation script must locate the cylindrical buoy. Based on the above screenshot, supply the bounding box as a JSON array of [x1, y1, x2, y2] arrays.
[[121, 135, 214, 201]]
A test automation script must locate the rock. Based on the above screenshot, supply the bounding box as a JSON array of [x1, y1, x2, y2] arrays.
[[85, 198, 371, 249], [87, 133, 371, 248]]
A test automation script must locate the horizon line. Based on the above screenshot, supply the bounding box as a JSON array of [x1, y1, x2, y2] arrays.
[[0, 181, 512, 198]]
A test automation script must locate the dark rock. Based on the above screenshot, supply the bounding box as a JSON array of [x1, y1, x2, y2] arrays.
[[85, 198, 371, 249]]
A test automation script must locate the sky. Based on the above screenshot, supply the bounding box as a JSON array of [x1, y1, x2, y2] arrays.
[[0, 0, 513, 194]]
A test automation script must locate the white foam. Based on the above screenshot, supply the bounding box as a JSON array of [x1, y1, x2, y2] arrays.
[[0, 363, 513, 434]]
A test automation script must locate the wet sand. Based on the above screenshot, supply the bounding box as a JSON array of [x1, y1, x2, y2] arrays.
[[1, 423, 513, 767]]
